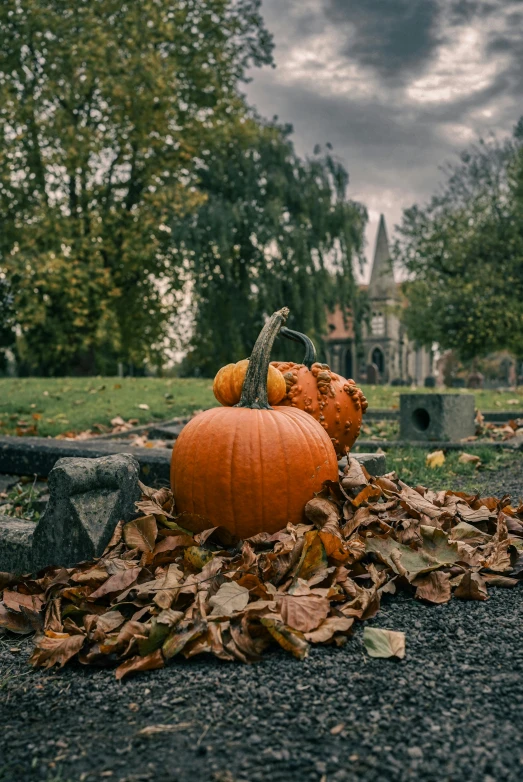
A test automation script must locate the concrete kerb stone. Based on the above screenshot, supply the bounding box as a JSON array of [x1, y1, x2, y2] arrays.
[[0, 436, 390, 489], [0, 453, 141, 575], [0, 435, 173, 485], [400, 393, 475, 442]]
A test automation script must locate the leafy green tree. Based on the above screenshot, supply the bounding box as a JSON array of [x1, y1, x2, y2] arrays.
[[0, 0, 272, 374], [395, 125, 523, 365], [173, 118, 367, 375], [0, 275, 15, 373]]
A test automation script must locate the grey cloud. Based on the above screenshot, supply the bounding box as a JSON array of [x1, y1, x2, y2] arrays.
[[324, 0, 441, 79], [247, 0, 523, 259]]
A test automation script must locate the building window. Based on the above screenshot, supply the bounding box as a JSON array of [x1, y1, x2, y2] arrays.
[[371, 313, 385, 335]]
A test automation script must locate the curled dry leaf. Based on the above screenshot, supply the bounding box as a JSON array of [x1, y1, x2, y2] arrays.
[[458, 453, 481, 466], [137, 722, 193, 736], [260, 617, 309, 660], [304, 616, 353, 643], [115, 649, 164, 680], [454, 571, 488, 601], [123, 515, 158, 553], [341, 457, 368, 491], [29, 631, 85, 669], [363, 627, 405, 659], [304, 497, 339, 528], [414, 572, 452, 604]]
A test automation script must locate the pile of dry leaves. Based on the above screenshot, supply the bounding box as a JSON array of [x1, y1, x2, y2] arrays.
[[1, 458, 522, 679], [473, 411, 523, 442]]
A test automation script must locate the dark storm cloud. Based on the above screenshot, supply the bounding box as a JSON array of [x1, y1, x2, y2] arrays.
[[324, 0, 442, 79], [246, 0, 523, 265]]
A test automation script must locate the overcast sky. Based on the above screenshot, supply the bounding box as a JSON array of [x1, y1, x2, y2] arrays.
[[244, 0, 523, 278]]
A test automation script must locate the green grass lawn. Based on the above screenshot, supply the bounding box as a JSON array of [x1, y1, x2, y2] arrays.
[[380, 446, 519, 493], [361, 384, 523, 411], [0, 377, 217, 437], [0, 376, 522, 438]]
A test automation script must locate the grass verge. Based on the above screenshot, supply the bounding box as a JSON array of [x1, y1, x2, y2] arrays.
[[0, 376, 521, 438], [379, 446, 521, 493]]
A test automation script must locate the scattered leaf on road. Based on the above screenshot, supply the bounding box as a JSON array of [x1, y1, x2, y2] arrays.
[[363, 627, 405, 659]]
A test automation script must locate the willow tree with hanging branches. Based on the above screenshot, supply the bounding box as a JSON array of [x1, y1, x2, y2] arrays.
[[174, 118, 367, 376]]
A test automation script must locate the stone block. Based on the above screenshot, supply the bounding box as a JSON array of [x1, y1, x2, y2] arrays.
[[0, 435, 171, 484], [400, 394, 475, 442], [0, 516, 35, 573], [0, 453, 141, 574]]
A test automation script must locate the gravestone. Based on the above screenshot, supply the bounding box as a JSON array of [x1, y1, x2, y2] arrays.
[[366, 363, 380, 385], [0, 453, 141, 575], [400, 393, 475, 442], [467, 371, 484, 389], [424, 376, 436, 388]]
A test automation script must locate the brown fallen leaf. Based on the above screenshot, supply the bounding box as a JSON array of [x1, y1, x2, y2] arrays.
[[351, 485, 382, 507], [279, 594, 330, 633], [0, 603, 37, 634], [304, 616, 353, 643], [363, 627, 405, 659], [458, 453, 481, 467], [414, 572, 451, 604], [260, 617, 309, 660], [209, 582, 250, 616], [305, 497, 339, 528], [29, 632, 85, 669], [137, 722, 193, 736], [115, 649, 164, 680], [88, 567, 141, 600], [341, 457, 368, 491], [123, 515, 158, 553], [2, 590, 44, 613], [454, 571, 488, 601]]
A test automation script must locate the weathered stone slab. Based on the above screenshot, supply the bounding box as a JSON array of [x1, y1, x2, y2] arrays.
[[0, 434, 387, 490], [0, 436, 172, 484], [0, 516, 35, 573], [0, 475, 18, 495], [145, 423, 186, 440], [0, 453, 141, 575], [400, 393, 475, 442]]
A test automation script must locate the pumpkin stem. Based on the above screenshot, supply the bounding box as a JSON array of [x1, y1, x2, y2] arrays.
[[280, 327, 317, 370], [237, 308, 290, 409]]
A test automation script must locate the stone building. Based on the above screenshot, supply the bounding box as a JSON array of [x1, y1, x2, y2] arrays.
[[325, 214, 433, 384]]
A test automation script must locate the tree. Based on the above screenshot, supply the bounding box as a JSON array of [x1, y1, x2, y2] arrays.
[[0, 275, 15, 373], [394, 125, 523, 364], [0, 0, 272, 374], [173, 118, 367, 376]]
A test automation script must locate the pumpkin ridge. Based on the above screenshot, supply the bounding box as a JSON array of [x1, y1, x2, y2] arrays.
[[273, 409, 291, 527], [229, 408, 243, 536], [286, 407, 318, 483], [286, 406, 331, 479], [189, 409, 217, 518]]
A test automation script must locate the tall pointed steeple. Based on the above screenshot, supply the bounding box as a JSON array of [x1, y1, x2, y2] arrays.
[[368, 214, 396, 299]]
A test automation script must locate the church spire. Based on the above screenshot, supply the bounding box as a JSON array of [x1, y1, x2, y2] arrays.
[[369, 214, 396, 299]]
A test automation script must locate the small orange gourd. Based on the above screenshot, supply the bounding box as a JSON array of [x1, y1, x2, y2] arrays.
[[171, 309, 339, 539], [213, 358, 286, 406], [271, 328, 368, 457]]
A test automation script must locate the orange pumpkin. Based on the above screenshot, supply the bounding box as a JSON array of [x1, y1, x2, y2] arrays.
[[171, 309, 339, 538], [271, 327, 368, 457], [213, 358, 286, 406]]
